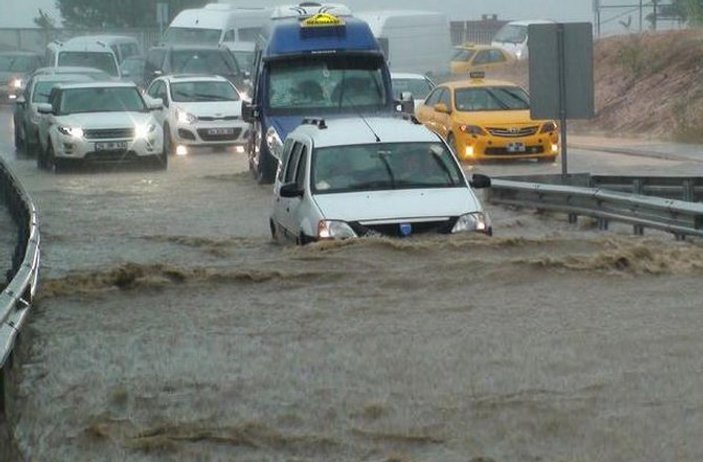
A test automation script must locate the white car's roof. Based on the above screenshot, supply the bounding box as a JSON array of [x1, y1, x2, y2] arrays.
[[293, 116, 439, 148], [33, 73, 94, 83], [503, 19, 555, 26], [161, 74, 230, 83], [54, 81, 138, 90], [391, 72, 428, 80]]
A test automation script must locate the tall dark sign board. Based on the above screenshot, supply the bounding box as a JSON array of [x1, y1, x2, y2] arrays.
[[528, 23, 595, 175]]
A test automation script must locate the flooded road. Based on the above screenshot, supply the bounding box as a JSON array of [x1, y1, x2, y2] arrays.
[[2, 105, 703, 461]]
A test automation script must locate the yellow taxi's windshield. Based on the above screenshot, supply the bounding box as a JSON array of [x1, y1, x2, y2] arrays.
[[454, 86, 530, 112]]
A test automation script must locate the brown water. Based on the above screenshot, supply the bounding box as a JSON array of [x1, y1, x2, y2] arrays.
[[2, 107, 703, 461]]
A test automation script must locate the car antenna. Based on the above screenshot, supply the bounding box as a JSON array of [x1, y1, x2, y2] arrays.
[[336, 69, 381, 142], [360, 114, 381, 143]]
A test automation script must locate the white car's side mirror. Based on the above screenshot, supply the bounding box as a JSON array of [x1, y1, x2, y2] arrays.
[[37, 103, 53, 115]]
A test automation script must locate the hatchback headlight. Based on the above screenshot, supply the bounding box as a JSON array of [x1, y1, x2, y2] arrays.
[[452, 212, 492, 235], [57, 126, 83, 139], [460, 124, 487, 136], [317, 220, 357, 240], [540, 121, 557, 133], [265, 126, 283, 158], [176, 108, 197, 124], [135, 123, 156, 139]]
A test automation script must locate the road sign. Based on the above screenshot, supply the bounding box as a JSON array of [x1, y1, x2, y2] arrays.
[[528, 23, 594, 175]]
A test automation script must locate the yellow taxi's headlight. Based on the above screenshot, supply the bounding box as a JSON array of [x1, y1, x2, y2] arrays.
[[540, 121, 557, 133], [460, 124, 487, 136]]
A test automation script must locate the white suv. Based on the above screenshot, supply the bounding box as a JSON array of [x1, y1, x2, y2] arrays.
[[270, 116, 492, 244], [146, 74, 248, 155], [36, 82, 165, 170]]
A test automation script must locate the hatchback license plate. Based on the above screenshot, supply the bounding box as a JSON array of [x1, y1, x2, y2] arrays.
[[95, 141, 128, 151], [207, 127, 234, 135], [507, 143, 526, 153]]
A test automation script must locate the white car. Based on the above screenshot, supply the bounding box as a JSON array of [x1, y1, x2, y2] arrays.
[[145, 74, 249, 155], [36, 81, 165, 170], [391, 72, 435, 112], [270, 116, 492, 244]]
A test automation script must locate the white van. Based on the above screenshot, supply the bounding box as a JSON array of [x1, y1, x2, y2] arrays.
[[45, 40, 121, 78], [63, 35, 141, 64], [356, 10, 452, 76], [163, 4, 270, 46], [491, 19, 555, 60]]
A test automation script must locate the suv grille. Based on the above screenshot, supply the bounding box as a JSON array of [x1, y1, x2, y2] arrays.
[[486, 126, 539, 138], [350, 219, 456, 237], [198, 115, 239, 121], [83, 128, 135, 140]]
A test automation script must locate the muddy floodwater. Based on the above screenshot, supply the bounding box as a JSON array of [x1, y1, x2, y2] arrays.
[[2, 106, 703, 461]]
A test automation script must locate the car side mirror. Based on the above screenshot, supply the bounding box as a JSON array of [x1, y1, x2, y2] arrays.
[[243, 70, 251, 80], [36, 103, 53, 115], [153, 70, 163, 76], [434, 103, 451, 114], [469, 173, 491, 189], [147, 97, 163, 110], [15, 95, 26, 105], [121, 70, 131, 77], [279, 182, 303, 198], [241, 101, 258, 123]]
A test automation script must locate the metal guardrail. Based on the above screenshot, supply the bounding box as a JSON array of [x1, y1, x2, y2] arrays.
[[488, 175, 703, 239], [0, 157, 40, 412]]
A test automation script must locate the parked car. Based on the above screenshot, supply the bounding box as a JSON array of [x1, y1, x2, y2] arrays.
[[145, 74, 248, 155], [390, 72, 435, 111], [0, 51, 44, 102], [36, 81, 165, 171], [270, 116, 492, 244], [415, 73, 560, 163], [450, 43, 515, 75], [143, 45, 247, 92], [120, 55, 146, 87], [14, 73, 94, 155]]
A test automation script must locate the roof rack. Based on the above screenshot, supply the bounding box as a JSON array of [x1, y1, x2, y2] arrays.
[[301, 118, 327, 129]]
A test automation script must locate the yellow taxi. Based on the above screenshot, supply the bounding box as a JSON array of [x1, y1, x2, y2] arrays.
[[450, 43, 515, 75], [415, 73, 559, 163]]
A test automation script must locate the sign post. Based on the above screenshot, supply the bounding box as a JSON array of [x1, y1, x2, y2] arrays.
[[528, 23, 595, 177], [156, 2, 169, 36]]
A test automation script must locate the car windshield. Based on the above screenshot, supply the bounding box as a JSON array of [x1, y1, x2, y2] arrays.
[[493, 24, 528, 43], [33, 80, 89, 103], [232, 50, 254, 73], [171, 80, 240, 102], [267, 55, 387, 114], [162, 27, 222, 46], [58, 52, 119, 77], [59, 86, 146, 114], [311, 142, 465, 194], [452, 49, 476, 61], [0, 55, 37, 72], [170, 50, 239, 76], [392, 78, 434, 100], [454, 86, 530, 111], [120, 58, 144, 76]]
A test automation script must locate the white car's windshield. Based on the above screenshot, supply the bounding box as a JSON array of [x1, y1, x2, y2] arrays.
[[392, 78, 434, 100], [455, 86, 530, 111], [493, 24, 527, 43], [163, 27, 222, 46], [170, 50, 239, 76], [267, 55, 387, 114], [59, 87, 146, 114], [58, 51, 119, 77], [311, 142, 465, 194], [171, 81, 240, 102]]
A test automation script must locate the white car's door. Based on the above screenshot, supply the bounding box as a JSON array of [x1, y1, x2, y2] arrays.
[[274, 140, 304, 240], [145, 80, 167, 126]]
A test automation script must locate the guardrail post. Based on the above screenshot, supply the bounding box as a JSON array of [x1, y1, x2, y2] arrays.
[[598, 217, 609, 231], [568, 213, 578, 224], [683, 179, 694, 202], [633, 178, 645, 236]]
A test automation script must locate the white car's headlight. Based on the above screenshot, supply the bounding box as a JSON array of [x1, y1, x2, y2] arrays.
[[11, 78, 22, 89], [135, 123, 156, 139], [265, 126, 283, 159], [57, 126, 83, 139], [317, 220, 357, 240], [452, 212, 492, 235], [176, 108, 197, 124]]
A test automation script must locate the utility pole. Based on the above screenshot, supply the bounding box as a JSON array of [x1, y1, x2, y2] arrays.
[[639, 0, 643, 31], [652, 0, 658, 30]]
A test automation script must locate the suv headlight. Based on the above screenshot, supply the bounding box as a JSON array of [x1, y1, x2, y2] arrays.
[[176, 108, 197, 124], [265, 126, 283, 159], [452, 212, 492, 235], [318, 220, 357, 240], [57, 126, 83, 139], [135, 123, 156, 139]]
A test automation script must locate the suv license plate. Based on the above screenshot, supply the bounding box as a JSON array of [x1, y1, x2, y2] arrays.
[[207, 127, 234, 135], [507, 143, 526, 153], [95, 141, 128, 151]]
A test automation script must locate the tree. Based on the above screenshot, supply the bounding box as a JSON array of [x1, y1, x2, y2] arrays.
[[34, 8, 57, 30], [55, 0, 207, 29]]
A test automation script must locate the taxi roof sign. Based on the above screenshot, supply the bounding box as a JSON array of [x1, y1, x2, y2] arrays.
[[469, 71, 486, 80], [302, 12, 345, 28]]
